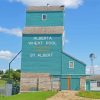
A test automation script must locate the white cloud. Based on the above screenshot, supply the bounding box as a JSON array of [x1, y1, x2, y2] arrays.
[[0, 50, 15, 60], [9, 0, 84, 9], [62, 31, 69, 47], [0, 26, 22, 37], [86, 65, 100, 75]]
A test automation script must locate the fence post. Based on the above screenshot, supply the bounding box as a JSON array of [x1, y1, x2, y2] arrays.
[[50, 76, 53, 91], [37, 78, 39, 91]]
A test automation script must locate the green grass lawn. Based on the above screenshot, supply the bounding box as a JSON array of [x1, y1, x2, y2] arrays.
[[0, 80, 6, 87], [0, 91, 57, 100], [78, 91, 100, 99]]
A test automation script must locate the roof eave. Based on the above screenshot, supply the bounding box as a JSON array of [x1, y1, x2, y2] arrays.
[[26, 6, 64, 12], [62, 52, 86, 66]]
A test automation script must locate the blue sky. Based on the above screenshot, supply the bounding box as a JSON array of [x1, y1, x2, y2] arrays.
[[0, 0, 100, 74]]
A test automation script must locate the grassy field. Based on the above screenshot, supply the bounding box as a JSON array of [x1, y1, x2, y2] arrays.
[[0, 91, 57, 100], [0, 80, 6, 87], [78, 91, 100, 99]]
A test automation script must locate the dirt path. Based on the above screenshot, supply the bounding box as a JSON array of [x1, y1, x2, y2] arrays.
[[47, 91, 99, 100]]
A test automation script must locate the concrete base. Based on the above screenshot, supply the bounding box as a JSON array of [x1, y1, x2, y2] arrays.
[[5, 84, 12, 96]]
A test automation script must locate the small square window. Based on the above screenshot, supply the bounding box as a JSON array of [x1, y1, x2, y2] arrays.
[[69, 61, 74, 68], [42, 14, 47, 20], [97, 81, 100, 87]]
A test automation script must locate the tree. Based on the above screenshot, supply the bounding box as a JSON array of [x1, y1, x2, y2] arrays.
[[1, 69, 21, 82], [5, 69, 14, 74], [16, 69, 21, 73], [0, 70, 3, 75], [13, 71, 20, 81]]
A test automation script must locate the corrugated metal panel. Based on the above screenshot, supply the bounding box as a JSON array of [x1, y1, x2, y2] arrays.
[[61, 77, 80, 90], [70, 78, 80, 90], [62, 53, 86, 75], [26, 11, 63, 26], [61, 78, 67, 90], [21, 34, 62, 74], [86, 80, 90, 91]]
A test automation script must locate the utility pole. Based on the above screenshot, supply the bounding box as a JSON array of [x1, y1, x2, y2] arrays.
[[8, 50, 22, 83]]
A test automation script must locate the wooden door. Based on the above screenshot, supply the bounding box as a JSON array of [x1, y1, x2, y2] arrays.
[[67, 77, 71, 90]]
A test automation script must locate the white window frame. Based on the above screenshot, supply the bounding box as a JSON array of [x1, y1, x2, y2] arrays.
[[69, 61, 74, 69], [42, 14, 47, 20]]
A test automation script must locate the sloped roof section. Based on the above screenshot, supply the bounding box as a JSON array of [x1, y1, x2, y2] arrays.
[[23, 26, 64, 34], [63, 52, 86, 66], [86, 75, 100, 80], [27, 6, 64, 12]]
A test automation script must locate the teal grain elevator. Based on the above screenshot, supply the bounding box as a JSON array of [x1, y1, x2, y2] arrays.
[[20, 6, 86, 92]]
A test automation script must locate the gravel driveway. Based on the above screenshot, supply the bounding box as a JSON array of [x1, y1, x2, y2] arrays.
[[47, 91, 99, 100]]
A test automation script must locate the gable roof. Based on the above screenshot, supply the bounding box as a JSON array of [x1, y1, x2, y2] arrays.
[[62, 52, 86, 66]]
